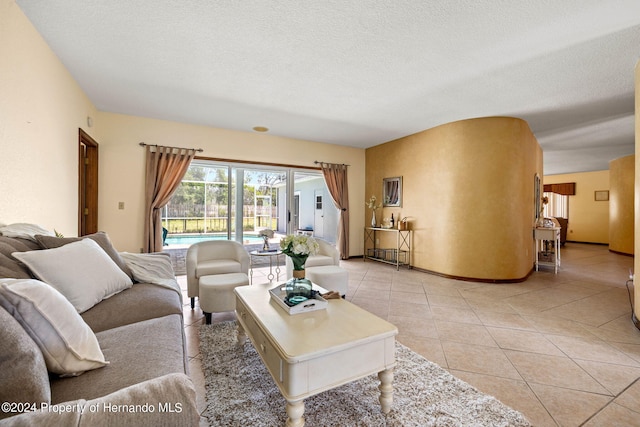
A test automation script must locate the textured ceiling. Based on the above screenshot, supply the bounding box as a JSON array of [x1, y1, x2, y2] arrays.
[[16, 0, 640, 175]]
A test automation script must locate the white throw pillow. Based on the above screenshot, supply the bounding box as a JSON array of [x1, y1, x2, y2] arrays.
[[0, 223, 54, 241], [12, 239, 133, 313], [0, 278, 108, 376]]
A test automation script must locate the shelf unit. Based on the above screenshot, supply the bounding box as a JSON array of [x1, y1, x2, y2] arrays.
[[364, 227, 411, 270], [534, 227, 561, 273]]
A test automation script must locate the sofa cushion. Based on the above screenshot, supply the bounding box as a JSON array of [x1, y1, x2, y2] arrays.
[[13, 239, 133, 313], [35, 231, 133, 279], [0, 223, 54, 242], [50, 314, 187, 404], [0, 236, 41, 279], [81, 283, 183, 333], [0, 306, 51, 420], [4, 373, 199, 427], [0, 279, 108, 377]]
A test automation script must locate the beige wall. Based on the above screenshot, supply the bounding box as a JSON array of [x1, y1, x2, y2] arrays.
[[0, 0, 99, 235], [544, 171, 610, 244], [365, 117, 542, 281], [609, 155, 634, 255], [97, 113, 366, 254]]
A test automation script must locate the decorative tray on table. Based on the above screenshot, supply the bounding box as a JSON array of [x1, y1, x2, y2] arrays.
[[269, 286, 328, 315]]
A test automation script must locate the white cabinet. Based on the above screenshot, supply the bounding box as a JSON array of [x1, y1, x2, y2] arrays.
[[534, 227, 561, 273]]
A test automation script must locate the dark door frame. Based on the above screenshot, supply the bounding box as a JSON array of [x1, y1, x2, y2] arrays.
[[78, 128, 99, 236]]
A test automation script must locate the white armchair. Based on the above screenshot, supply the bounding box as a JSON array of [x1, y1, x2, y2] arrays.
[[285, 238, 339, 278], [285, 238, 348, 296], [186, 240, 249, 310]]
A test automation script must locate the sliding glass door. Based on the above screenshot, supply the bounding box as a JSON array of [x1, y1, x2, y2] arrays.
[[163, 161, 337, 246]]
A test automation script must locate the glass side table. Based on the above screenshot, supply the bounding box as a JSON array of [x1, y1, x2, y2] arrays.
[[249, 250, 283, 284]]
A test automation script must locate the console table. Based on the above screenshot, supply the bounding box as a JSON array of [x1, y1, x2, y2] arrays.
[[534, 227, 561, 273], [364, 227, 411, 270]]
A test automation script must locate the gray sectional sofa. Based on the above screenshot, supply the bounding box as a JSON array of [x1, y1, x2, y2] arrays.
[[0, 230, 199, 426]]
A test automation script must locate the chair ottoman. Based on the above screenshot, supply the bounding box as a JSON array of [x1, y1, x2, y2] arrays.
[[305, 265, 348, 297], [199, 273, 249, 324]]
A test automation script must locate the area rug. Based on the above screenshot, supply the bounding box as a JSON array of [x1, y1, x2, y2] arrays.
[[200, 321, 531, 426]]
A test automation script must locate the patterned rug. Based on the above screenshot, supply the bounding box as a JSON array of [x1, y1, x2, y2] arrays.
[[200, 321, 531, 427]]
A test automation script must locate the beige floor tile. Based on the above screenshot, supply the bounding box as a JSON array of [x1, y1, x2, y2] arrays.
[[388, 315, 439, 339], [464, 297, 519, 314], [523, 313, 597, 338], [431, 305, 483, 325], [505, 350, 611, 394], [574, 359, 640, 395], [391, 281, 425, 293], [529, 383, 613, 427], [546, 334, 640, 367], [487, 327, 565, 356], [451, 370, 557, 427], [350, 296, 389, 319], [427, 293, 470, 309], [441, 341, 521, 379], [543, 288, 632, 327], [476, 310, 537, 331], [188, 356, 207, 415], [388, 299, 433, 319], [184, 324, 202, 358], [583, 402, 640, 427], [613, 378, 640, 413], [396, 335, 448, 367], [435, 320, 498, 347], [390, 289, 428, 305]]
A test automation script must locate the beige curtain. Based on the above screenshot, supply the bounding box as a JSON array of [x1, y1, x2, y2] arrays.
[[319, 163, 349, 259], [143, 145, 197, 253]]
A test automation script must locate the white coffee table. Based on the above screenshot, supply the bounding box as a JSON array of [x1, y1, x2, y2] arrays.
[[235, 283, 397, 427]]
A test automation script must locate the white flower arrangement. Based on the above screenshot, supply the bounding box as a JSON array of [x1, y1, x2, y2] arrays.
[[280, 234, 319, 257], [366, 195, 381, 211]]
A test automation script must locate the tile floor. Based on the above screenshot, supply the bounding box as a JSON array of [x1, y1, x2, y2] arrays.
[[182, 243, 640, 426]]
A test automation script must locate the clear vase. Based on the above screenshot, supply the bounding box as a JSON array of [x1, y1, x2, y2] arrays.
[[285, 277, 313, 304]]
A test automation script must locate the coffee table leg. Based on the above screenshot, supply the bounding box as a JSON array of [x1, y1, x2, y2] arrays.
[[285, 399, 305, 427], [378, 368, 394, 414], [236, 321, 246, 345]]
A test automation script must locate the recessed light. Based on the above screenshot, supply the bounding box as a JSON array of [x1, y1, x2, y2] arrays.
[[252, 126, 269, 132]]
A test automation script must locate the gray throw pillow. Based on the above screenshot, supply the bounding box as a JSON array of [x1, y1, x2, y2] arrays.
[[0, 306, 51, 419]]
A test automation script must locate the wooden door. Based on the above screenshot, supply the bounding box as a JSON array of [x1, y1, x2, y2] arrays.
[[78, 129, 98, 236]]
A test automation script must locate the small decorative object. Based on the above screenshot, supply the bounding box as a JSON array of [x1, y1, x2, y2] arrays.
[[284, 279, 313, 304], [258, 229, 274, 251], [366, 195, 381, 227], [398, 217, 409, 230], [536, 196, 549, 227], [269, 286, 328, 315]]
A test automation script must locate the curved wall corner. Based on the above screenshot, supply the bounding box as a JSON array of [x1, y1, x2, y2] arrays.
[[365, 116, 542, 281], [609, 155, 634, 255]]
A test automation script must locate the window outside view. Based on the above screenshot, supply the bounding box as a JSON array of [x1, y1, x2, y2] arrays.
[[162, 163, 338, 247]]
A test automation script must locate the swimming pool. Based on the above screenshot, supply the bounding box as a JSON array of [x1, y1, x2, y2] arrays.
[[165, 234, 264, 246]]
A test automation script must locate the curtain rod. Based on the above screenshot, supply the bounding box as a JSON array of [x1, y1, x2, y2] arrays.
[[139, 142, 204, 152], [314, 160, 350, 166]]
